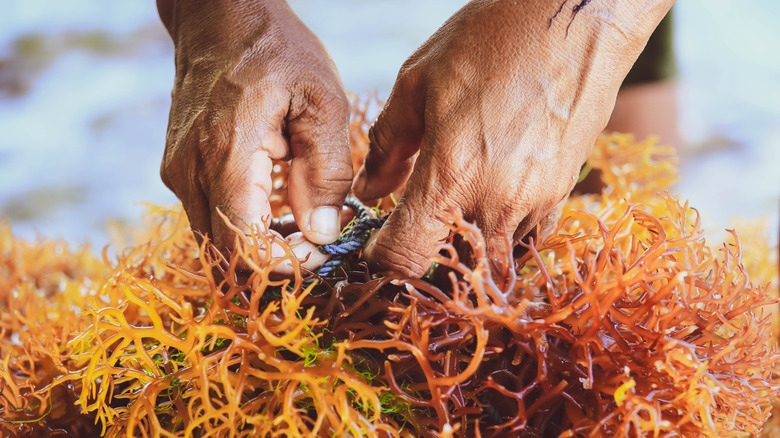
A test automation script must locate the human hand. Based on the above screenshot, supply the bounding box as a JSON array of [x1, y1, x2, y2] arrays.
[[353, 0, 675, 277], [157, 0, 352, 273]]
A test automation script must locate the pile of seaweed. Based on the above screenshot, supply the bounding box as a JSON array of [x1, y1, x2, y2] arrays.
[[1, 97, 779, 437]]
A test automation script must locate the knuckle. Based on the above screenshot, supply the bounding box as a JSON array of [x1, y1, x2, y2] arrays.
[[367, 122, 394, 161], [160, 145, 188, 196], [159, 161, 176, 193], [368, 232, 430, 278], [397, 58, 417, 78], [318, 85, 349, 112], [291, 77, 349, 123], [366, 198, 445, 277], [395, 56, 424, 90], [307, 165, 353, 195], [395, 64, 416, 88], [310, 139, 353, 168], [288, 89, 351, 157], [301, 146, 353, 190], [386, 64, 423, 115], [311, 163, 353, 184]]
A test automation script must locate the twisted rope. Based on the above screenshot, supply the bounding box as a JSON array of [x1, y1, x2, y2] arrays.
[[315, 196, 385, 277]]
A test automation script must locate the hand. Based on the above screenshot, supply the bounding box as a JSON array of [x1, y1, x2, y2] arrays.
[[353, 0, 675, 277], [157, 0, 352, 273]]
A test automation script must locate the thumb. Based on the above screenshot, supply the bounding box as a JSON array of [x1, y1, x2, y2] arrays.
[[287, 91, 353, 245]]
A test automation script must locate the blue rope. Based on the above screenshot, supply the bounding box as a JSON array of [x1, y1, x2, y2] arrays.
[[315, 196, 385, 277]]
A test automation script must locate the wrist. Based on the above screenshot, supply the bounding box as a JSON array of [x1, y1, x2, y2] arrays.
[[158, 0, 292, 54]]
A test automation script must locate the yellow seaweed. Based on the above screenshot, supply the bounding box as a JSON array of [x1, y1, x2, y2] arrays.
[[0, 98, 778, 438]]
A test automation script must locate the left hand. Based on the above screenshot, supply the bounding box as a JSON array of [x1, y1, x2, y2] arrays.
[[157, 0, 354, 274]]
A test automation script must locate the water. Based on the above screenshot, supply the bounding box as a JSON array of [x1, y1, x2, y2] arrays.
[[0, 0, 777, 248]]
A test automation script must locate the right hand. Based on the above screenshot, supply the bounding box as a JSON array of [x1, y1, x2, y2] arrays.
[[157, 0, 353, 273], [353, 0, 675, 277]]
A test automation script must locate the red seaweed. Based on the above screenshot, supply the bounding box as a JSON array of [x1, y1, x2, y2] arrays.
[[1, 97, 778, 437]]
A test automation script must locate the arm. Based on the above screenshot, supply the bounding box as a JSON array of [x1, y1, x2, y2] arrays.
[[354, 0, 676, 276]]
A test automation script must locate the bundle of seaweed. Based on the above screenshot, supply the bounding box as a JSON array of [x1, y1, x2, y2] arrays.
[[1, 97, 778, 437]]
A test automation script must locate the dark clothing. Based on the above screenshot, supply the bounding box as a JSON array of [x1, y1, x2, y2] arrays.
[[623, 12, 675, 87]]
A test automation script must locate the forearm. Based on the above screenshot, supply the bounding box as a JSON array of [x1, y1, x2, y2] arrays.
[[156, 0, 295, 52]]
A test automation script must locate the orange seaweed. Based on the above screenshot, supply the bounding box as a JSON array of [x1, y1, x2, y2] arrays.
[[0, 98, 778, 438]]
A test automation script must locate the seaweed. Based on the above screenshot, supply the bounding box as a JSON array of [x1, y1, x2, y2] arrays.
[[1, 98, 778, 437]]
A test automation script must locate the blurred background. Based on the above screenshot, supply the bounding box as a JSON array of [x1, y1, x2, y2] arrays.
[[0, 0, 778, 250]]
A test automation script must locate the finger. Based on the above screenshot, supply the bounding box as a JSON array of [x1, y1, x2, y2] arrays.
[[182, 188, 212, 241], [211, 210, 330, 276], [160, 159, 212, 239], [529, 171, 577, 242], [511, 198, 568, 244], [271, 205, 358, 237], [353, 72, 425, 202], [208, 148, 276, 251], [270, 231, 331, 276], [287, 90, 353, 245], [363, 168, 453, 278], [538, 198, 566, 241], [206, 148, 331, 274]]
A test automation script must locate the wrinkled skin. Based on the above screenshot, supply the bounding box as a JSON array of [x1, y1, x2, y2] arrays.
[[354, 0, 674, 276], [158, 0, 674, 277], [157, 0, 350, 273]]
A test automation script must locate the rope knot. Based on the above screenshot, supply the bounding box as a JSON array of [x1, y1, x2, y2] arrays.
[[315, 196, 386, 277]]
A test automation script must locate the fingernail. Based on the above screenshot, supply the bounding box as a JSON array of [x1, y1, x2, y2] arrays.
[[307, 206, 340, 244]]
